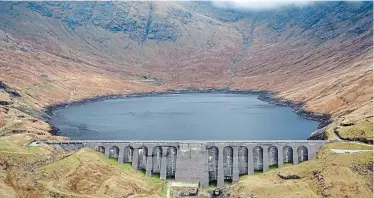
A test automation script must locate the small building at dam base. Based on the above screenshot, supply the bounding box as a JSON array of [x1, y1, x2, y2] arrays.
[[46, 140, 329, 188]]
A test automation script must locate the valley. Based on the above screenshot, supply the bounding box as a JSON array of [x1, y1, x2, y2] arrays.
[[0, 1, 372, 197]]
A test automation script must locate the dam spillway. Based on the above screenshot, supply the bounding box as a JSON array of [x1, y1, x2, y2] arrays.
[[46, 140, 329, 188]]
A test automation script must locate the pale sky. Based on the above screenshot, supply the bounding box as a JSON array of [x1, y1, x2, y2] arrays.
[[212, 0, 311, 10], [211, 0, 365, 10], [212, 0, 312, 10]]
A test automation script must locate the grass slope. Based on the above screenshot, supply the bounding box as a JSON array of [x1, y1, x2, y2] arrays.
[[228, 142, 373, 198], [0, 134, 167, 198], [38, 149, 167, 198], [336, 119, 373, 143]]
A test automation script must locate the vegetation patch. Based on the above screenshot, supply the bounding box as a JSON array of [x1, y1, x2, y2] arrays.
[[335, 119, 373, 144], [0, 135, 167, 198], [38, 148, 167, 197], [227, 142, 373, 198]]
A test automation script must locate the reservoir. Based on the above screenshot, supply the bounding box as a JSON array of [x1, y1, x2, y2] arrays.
[[49, 93, 319, 140]]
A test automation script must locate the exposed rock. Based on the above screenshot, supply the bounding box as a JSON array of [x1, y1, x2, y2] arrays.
[[0, 89, 12, 105], [0, 81, 20, 97], [340, 122, 355, 127], [350, 162, 373, 174], [277, 172, 301, 180], [22, 2, 181, 43], [308, 126, 328, 140], [313, 170, 328, 197], [0, 157, 9, 170], [0, 100, 10, 106]]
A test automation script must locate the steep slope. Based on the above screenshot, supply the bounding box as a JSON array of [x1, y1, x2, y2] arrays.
[[231, 2, 373, 124], [226, 142, 373, 197], [0, 134, 166, 198], [0, 1, 372, 140], [0, 2, 372, 197]]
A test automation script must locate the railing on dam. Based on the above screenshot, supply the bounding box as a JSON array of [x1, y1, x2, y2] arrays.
[[46, 140, 330, 188]]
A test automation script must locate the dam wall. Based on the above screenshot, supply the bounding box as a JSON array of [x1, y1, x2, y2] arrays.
[[46, 140, 328, 188]]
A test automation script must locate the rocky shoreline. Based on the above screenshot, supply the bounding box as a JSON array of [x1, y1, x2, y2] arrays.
[[256, 92, 331, 129], [42, 88, 331, 139]]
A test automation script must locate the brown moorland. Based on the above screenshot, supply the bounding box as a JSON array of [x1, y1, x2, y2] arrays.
[[0, 2, 372, 197]]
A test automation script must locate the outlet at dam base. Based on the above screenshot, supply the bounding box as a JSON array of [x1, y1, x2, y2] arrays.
[[46, 140, 329, 188]]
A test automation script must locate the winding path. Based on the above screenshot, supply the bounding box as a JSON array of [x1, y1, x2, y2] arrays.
[[331, 149, 372, 153]]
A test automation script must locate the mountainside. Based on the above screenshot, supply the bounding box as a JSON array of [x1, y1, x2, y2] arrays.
[[0, 2, 373, 198], [0, 1, 372, 139]]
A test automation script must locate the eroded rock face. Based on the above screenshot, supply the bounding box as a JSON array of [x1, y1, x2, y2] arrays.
[[18, 1, 373, 44], [25, 2, 182, 43]]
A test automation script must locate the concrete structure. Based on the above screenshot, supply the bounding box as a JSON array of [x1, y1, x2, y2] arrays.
[[46, 140, 329, 188]]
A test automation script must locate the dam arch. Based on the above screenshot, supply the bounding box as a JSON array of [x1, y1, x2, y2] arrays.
[[96, 146, 105, 154], [138, 146, 148, 170], [253, 146, 263, 172], [283, 146, 293, 163], [268, 146, 278, 168], [166, 146, 177, 178], [223, 146, 234, 182], [298, 146, 308, 162], [238, 146, 248, 175], [109, 146, 119, 159], [207, 146, 219, 183], [124, 146, 133, 163], [152, 146, 162, 174]]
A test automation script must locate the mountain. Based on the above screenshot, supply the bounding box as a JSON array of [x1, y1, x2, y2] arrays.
[[0, 2, 372, 198], [0, 1, 372, 140]]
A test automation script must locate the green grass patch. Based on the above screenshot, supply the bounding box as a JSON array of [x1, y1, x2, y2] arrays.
[[0, 134, 54, 165], [254, 170, 263, 175], [100, 154, 135, 172], [283, 162, 293, 166], [325, 122, 340, 140], [161, 185, 168, 196], [99, 152, 167, 194], [269, 164, 278, 171], [326, 142, 373, 150], [336, 121, 373, 141], [209, 181, 217, 188], [239, 174, 250, 180], [152, 173, 160, 179], [38, 152, 80, 172]]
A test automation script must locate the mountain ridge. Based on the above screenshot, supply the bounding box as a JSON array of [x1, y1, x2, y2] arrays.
[[0, 1, 372, 139], [0, 2, 372, 197]]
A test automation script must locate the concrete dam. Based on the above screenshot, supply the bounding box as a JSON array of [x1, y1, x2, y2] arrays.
[[46, 140, 329, 188]]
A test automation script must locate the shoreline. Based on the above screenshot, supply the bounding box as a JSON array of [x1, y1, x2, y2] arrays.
[[42, 88, 331, 138]]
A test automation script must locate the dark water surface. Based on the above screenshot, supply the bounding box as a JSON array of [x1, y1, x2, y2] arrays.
[[50, 93, 319, 140]]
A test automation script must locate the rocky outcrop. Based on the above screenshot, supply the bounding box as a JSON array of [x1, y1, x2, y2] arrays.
[[0, 81, 20, 98], [308, 126, 328, 140], [25, 2, 182, 43], [313, 170, 328, 197], [0, 81, 20, 106]]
